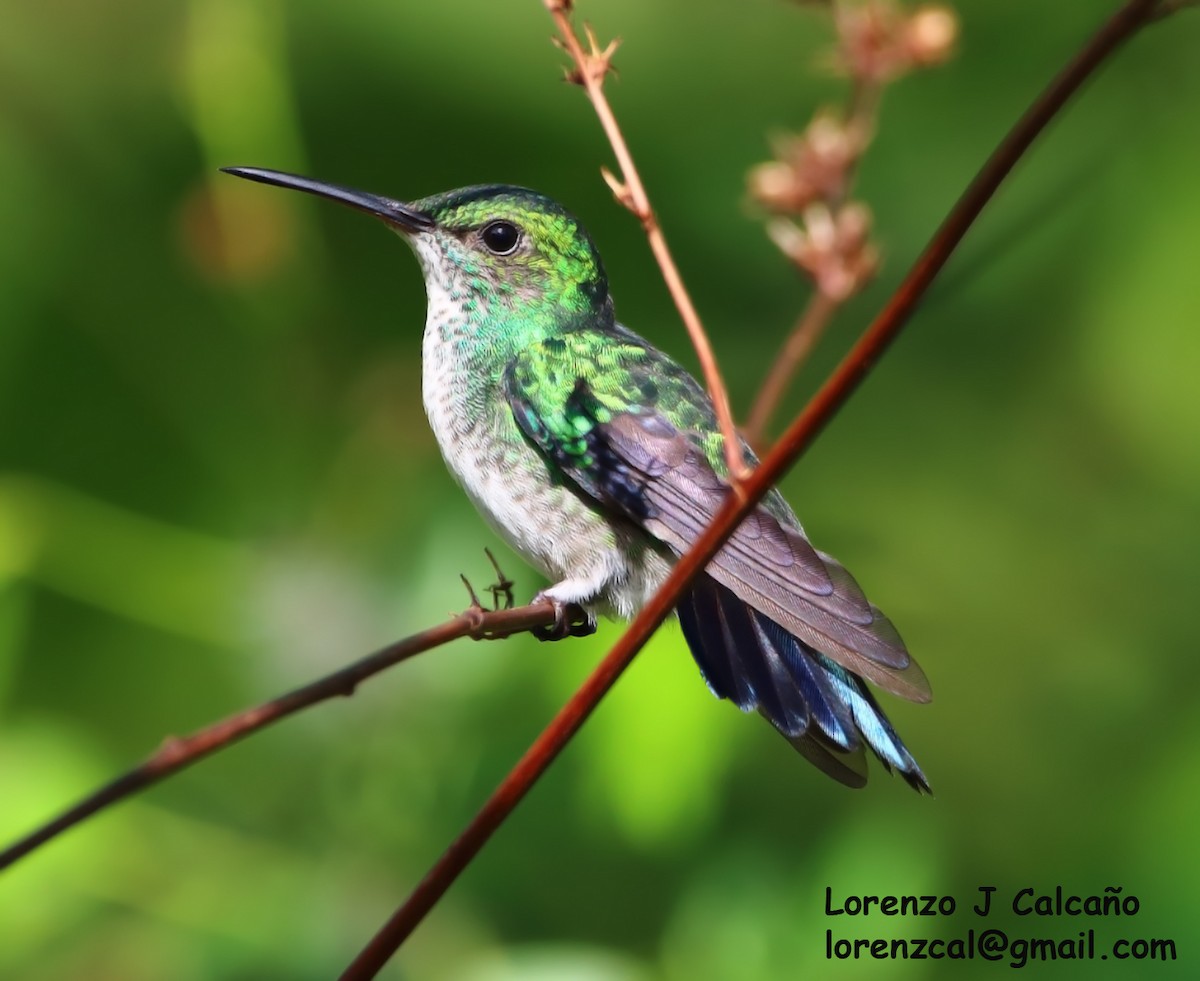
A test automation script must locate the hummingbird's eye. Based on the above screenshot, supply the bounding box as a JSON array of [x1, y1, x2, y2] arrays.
[[480, 220, 521, 256]]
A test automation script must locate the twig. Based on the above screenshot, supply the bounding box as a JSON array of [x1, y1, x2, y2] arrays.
[[0, 600, 561, 872], [544, 0, 750, 483], [341, 2, 1165, 975], [840, 76, 883, 196], [743, 289, 840, 447]]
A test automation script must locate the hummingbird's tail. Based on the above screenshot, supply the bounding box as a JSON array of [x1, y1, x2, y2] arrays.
[[677, 575, 930, 792]]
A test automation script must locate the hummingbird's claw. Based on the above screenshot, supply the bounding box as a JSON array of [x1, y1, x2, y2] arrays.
[[564, 609, 596, 638], [530, 595, 595, 641]]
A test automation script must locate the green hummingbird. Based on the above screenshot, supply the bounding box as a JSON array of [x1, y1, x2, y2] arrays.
[[223, 166, 931, 791]]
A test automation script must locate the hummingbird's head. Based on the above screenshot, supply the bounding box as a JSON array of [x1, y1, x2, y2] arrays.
[[221, 168, 612, 331], [408, 185, 610, 321]]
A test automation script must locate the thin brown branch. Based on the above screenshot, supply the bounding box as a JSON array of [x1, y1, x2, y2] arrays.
[[545, 1, 750, 483], [341, 2, 1164, 976], [0, 599, 563, 872], [743, 288, 840, 451], [839, 77, 883, 202]]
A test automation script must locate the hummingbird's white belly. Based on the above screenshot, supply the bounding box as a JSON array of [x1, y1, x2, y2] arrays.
[[421, 345, 671, 617]]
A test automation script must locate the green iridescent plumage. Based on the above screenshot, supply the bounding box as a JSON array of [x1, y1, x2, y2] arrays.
[[411, 186, 609, 323], [505, 327, 793, 522], [223, 166, 931, 791]]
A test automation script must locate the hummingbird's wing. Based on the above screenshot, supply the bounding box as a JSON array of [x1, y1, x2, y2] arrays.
[[504, 331, 931, 706]]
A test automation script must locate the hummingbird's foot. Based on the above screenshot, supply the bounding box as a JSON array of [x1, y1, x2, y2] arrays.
[[530, 594, 595, 642], [483, 547, 514, 611], [563, 608, 597, 638]]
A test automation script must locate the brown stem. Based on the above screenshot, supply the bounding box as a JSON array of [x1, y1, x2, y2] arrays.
[[545, 2, 750, 482], [743, 289, 840, 450], [340, 2, 1163, 976], [743, 17, 887, 444], [0, 600, 560, 872], [840, 76, 883, 203]]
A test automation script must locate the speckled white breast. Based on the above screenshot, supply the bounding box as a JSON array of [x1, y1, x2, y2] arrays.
[[422, 355, 666, 613], [412, 237, 673, 616]]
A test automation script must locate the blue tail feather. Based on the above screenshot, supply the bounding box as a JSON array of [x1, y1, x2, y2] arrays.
[[677, 575, 930, 792]]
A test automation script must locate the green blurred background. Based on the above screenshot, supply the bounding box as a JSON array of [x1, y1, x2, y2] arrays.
[[3, 0, 1198, 978]]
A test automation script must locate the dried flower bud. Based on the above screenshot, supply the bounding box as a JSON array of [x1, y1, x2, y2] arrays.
[[835, 0, 956, 84], [767, 202, 878, 301], [836, 201, 873, 252], [747, 111, 864, 214], [835, 0, 905, 83], [905, 5, 958, 65], [801, 112, 862, 177], [767, 217, 808, 263], [748, 161, 805, 211]]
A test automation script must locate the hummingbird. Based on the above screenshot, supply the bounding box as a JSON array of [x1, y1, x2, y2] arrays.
[[223, 166, 931, 791]]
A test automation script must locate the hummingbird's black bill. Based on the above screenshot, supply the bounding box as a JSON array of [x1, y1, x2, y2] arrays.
[[221, 166, 435, 232]]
